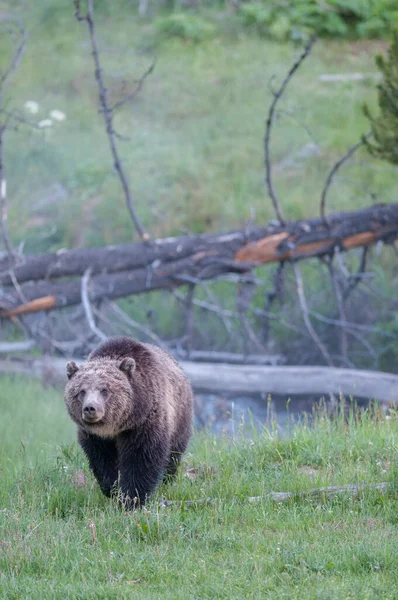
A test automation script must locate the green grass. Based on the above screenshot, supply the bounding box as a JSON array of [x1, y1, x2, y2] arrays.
[[1, 375, 398, 599], [0, 3, 395, 251]]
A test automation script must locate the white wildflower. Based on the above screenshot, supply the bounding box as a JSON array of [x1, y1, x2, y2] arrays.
[[24, 100, 39, 114], [38, 119, 53, 129], [50, 109, 66, 121], [50, 109, 66, 122]]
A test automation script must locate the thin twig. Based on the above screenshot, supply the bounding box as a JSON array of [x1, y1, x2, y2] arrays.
[[101, 299, 168, 348], [263, 262, 285, 342], [74, 0, 149, 241], [323, 257, 348, 364], [307, 309, 396, 338], [0, 19, 27, 256], [343, 246, 369, 301], [181, 283, 195, 357], [293, 262, 334, 366], [0, 149, 14, 255], [110, 60, 156, 112], [264, 37, 316, 225], [81, 267, 107, 341], [237, 277, 266, 353], [0, 19, 27, 107], [320, 132, 371, 224]]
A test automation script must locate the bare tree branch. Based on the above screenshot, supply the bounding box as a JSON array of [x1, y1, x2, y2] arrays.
[[0, 19, 27, 256], [263, 262, 285, 342], [180, 283, 195, 356], [320, 133, 371, 224], [293, 262, 334, 366], [81, 267, 107, 341], [264, 37, 316, 225], [0, 18, 27, 107], [110, 60, 156, 112], [307, 309, 396, 338], [0, 339, 35, 353], [0, 147, 14, 255], [343, 246, 369, 301], [323, 257, 349, 365], [102, 299, 167, 348], [237, 276, 266, 353], [74, 0, 149, 241]]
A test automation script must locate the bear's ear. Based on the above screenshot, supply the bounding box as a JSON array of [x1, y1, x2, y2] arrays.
[[66, 361, 79, 380], [118, 357, 136, 376]]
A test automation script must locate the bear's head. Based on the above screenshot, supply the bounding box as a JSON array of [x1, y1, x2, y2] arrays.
[[64, 357, 139, 437]]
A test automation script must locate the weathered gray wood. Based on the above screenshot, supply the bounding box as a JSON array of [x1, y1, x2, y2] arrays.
[[0, 340, 36, 353], [182, 362, 398, 402], [159, 482, 392, 508], [1, 203, 397, 317], [0, 356, 396, 402], [175, 350, 285, 366]]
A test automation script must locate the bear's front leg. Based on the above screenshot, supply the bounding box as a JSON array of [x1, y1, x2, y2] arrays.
[[78, 429, 119, 497], [116, 431, 169, 508]]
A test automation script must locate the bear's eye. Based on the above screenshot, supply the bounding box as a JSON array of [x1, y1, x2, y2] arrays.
[[100, 388, 108, 398], [79, 389, 86, 400]]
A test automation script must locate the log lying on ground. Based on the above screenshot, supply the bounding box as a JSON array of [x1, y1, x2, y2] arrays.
[[0, 356, 396, 402], [0, 203, 397, 316], [160, 482, 393, 508]]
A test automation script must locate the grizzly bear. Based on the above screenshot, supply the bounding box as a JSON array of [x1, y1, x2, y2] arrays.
[[64, 337, 193, 507]]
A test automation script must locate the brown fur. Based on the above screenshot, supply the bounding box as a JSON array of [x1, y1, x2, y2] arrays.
[[64, 337, 193, 507]]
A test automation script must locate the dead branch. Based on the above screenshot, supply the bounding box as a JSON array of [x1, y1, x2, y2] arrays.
[[0, 18, 27, 107], [74, 0, 149, 241], [110, 60, 156, 112], [263, 262, 285, 342], [320, 133, 371, 223], [180, 283, 195, 355], [0, 202, 396, 317], [264, 37, 316, 225], [0, 339, 35, 353], [343, 246, 369, 301], [293, 262, 334, 366], [1, 355, 397, 400], [0, 19, 27, 256], [104, 300, 167, 348], [81, 268, 107, 341], [174, 350, 284, 365], [0, 202, 396, 295], [323, 257, 349, 365], [0, 143, 14, 256], [237, 276, 266, 353]]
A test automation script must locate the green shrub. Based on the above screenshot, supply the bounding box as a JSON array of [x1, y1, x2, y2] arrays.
[[237, 0, 398, 41], [155, 13, 216, 42], [364, 33, 398, 163]]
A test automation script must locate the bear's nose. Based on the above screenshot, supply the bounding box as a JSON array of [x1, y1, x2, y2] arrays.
[[82, 398, 104, 423]]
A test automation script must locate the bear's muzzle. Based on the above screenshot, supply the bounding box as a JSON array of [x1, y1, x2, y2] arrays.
[[82, 392, 105, 423]]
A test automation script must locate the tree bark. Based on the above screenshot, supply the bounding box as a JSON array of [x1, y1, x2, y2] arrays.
[[0, 356, 397, 402], [1, 203, 397, 317]]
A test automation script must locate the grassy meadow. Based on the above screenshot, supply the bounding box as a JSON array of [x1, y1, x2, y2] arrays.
[[0, 375, 398, 599], [1, 3, 396, 251]]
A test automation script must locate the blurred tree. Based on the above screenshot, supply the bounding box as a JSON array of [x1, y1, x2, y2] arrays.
[[364, 33, 398, 164]]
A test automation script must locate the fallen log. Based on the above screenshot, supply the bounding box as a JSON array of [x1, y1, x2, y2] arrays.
[[0, 356, 396, 402], [0, 203, 397, 316], [160, 482, 393, 508]]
